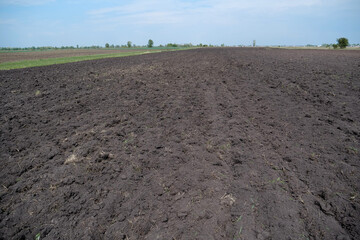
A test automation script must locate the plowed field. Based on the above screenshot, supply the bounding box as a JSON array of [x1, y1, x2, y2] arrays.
[[1, 48, 359, 239]]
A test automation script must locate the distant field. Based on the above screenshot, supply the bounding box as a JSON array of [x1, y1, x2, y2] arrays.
[[270, 46, 360, 50], [0, 48, 168, 63], [1, 47, 358, 70], [0, 48, 184, 70]]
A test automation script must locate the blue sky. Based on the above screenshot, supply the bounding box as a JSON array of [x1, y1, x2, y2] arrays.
[[0, 0, 359, 47]]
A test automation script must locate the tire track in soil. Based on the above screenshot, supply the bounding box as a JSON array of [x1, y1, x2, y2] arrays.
[[200, 53, 309, 240], [192, 49, 359, 239]]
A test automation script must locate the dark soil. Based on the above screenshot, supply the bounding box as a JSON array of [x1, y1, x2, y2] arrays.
[[1, 48, 359, 240]]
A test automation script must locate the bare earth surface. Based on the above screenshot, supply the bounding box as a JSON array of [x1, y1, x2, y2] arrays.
[[0, 48, 359, 240], [0, 49, 160, 63]]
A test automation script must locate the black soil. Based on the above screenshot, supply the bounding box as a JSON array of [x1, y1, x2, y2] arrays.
[[1, 48, 359, 240]]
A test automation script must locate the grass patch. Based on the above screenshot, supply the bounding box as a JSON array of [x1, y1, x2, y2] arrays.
[[0, 50, 166, 70]]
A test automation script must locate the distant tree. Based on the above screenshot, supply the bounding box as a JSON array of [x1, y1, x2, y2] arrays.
[[337, 37, 349, 49], [127, 41, 132, 48], [166, 43, 178, 47], [147, 39, 154, 48], [253, 40, 256, 47], [105, 43, 110, 48], [332, 44, 338, 49]]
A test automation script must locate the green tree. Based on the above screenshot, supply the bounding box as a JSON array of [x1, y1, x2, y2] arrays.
[[127, 41, 132, 48], [105, 43, 110, 48], [337, 37, 349, 49], [147, 39, 154, 48], [166, 43, 178, 47]]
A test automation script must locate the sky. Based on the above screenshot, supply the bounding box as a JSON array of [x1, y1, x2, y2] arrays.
[[0, 0, 359, 47]]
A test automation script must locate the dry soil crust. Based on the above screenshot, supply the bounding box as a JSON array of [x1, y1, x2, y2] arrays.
[[0, 48, 359, 240]]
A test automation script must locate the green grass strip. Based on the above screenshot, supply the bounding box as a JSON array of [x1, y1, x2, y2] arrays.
[[0, 50, 163, 70]]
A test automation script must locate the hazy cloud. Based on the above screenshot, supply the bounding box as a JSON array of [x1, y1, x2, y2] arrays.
[[0, 0, 55, 6], [0, 18, 17, 24], [87, 0, 335, 26], [1, 0, 357, 47]]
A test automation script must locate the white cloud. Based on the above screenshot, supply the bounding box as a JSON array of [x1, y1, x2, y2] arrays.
[[88, 0, 328, 16], [0, 0, 55, 6], [87, 0, 345, 27]]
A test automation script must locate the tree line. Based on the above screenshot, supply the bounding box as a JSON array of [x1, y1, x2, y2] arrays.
[[1, 37, 354, 51]]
